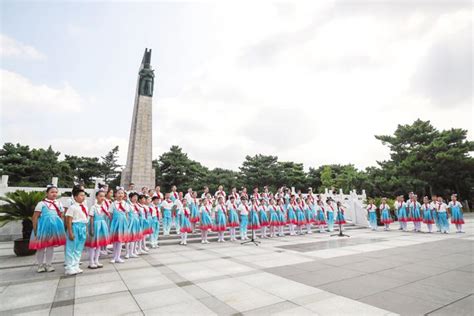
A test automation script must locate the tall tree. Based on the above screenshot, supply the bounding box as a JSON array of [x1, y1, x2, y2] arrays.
[[64, 155, 102, 187], [239, 154, 279, 190], [375, 119, 474, 200], [154, 146, 208, 192], [101, 146, 121, 183]]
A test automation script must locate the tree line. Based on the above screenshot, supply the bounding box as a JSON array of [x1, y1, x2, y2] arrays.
[[1, 120, 472, 204]]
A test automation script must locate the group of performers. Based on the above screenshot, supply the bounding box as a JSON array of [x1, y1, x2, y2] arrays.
[[366, 192, 465, 234], [29, 184, 465, 276]]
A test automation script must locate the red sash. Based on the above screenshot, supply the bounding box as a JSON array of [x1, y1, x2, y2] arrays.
[[117, 202, 126, 212], [44, 199, 62, 217], [220, 204, 227, 214], [80, 204, 88, 218], [101, 205, 112, 219]]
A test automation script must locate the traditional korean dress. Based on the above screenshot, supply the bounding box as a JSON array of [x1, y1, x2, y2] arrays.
[[259, 204, 270, 226], [268, 205, 280, 227], [421, 203, 435, 224], [286, 203, 298, 225], [249, 204, 261, 229], [408, 201, 423, 222], [305, 203, 316, 224], [395, 201, 409, 222], [199, 205, 214, 231], [367, 204, 377, 229], [227, 201, 240, 228], [29, 199, 66, 250], [189, 197, 200, 223], [85, 203, 110, 248], [449, 201, 465, 224], [295, 203, 307, 226], [379, 203, 393, 224], [128, 204, 143, 242], [316, 205, 326, 225], [139, 204, 152, 236], [180, 207, 192, 233], [335, 206, 346, 224], [277, 205, 286, 226], [213, 204, 227, 232], [109, 201, 129, 243]]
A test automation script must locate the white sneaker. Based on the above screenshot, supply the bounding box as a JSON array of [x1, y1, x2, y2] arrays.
[[110, 259, 116, 264], [116, 258, 125, 263], [37, 264, 46, 273], [65, 269, 77, 276], [141, 249, 149, 254], [144, 247, 150, 251], [205, 240, 210, 244], [130, 254, 139, 258], [45, 264, 55, 272], [124, 254, 130, 259], [183, 241, 187, 245], [75, 268, 83, 274], [201, 240, 205, 244]]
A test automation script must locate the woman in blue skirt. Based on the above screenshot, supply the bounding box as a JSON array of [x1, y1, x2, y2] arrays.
[[408, 195, 422, 232], [227, 196, 240, 241], [137, 194, 151, 253], [86, 189, 110, 269], [189, 192, 200, 232], [295, 198, 307, 235], [366, 199, 378, 231], [126, 192, 143, 259], [394, 196, 409, 231], [448, 194, 464, 233], [421, 196, 434, 233], [259, 201, 270, 238], [180, 199, 192, 245], [214, 197, 228, 242], [277, 199, 286, 237], [199, 198, 213, 244], [109, 188, 129, 263], [268, 199, 279, 237], [305, 198, 316, 234], [379, 198, 393, 230], [249, 199, 261, 240], [30, 185, 66, 273], [316, 200, 327, 233], [335, 201, 347, 230], [286, 196, 298, 235]]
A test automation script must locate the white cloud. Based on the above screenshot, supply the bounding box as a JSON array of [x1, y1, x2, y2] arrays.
[[0, 33, 46, 60], [150, 2, 472, 171], [0, 69, 84, 118]]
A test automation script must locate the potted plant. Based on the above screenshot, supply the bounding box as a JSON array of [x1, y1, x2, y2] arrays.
[[0, 190, 45, 256]]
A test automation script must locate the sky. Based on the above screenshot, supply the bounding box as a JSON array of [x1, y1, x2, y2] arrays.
[[0, 0, 472, 172]]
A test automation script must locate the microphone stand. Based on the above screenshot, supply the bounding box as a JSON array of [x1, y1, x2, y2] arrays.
[[242, 207, 260, 246], [331, 208, 350, 237]]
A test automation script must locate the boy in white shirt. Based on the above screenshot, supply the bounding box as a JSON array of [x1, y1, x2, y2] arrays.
[[65, 189, 89, 275]]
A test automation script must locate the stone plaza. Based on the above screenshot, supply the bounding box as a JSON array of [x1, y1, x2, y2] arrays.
[[0, 218, 472, 316]]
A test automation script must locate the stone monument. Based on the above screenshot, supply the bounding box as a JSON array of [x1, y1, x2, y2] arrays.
[[121, 48, 156, 189]]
